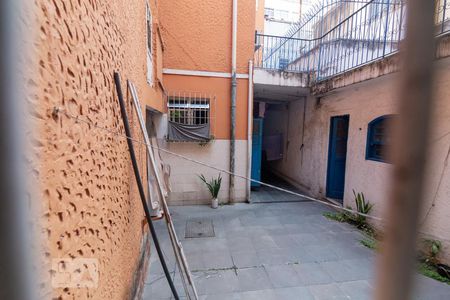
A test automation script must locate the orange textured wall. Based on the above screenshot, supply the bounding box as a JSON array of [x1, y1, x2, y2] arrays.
[[28, 0, 164, 299], [159, 0, 256, 74], [163, 75, 249, 140]]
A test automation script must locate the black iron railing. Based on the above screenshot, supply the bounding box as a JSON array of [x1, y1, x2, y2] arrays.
[[255, 0, 450, 82]]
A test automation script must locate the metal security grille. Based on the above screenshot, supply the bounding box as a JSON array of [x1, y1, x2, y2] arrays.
[[185, 218, 215, 238], [168, 93, 213, 126]]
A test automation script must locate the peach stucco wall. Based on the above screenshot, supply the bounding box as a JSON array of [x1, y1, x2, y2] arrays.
[[29, 0, 165, 298], [163, 74, 250, 140], [158, 0, 256, 74], [268, 57, 450, 264]]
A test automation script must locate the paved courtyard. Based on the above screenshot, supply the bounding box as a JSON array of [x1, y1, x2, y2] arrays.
[[142, 202, 450, 299]]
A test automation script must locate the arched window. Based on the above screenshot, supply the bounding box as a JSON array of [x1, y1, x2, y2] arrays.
[[366, 115, 395, 163]]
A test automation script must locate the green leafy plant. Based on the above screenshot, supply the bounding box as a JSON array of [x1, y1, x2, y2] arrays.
[[323, 211, 349, 223], [418, 262, 450, 285], [360, 237, 377, 250], [353, 190, 374, 225], [421, 239, 442, 265], [198, 174, 222, 199]]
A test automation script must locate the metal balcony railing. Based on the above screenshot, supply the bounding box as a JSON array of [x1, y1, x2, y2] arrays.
[[255, 0, 450, 82]]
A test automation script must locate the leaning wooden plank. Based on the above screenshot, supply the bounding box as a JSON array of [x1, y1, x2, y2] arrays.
[[128, 81, 199, 300]]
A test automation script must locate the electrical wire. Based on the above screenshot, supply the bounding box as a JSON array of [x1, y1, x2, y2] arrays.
[[53, 106, 383, 222]]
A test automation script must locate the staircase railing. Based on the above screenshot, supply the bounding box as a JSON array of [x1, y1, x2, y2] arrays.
[[255, 0, 450, 82]]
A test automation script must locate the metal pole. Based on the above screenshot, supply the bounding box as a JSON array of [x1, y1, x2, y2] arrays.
[[442, 0, 447, 34], [375, 0, 436, 299], [113, 73, 180, 300], [382, 0, 391, 57], [0, 0, 35, 299], [246, 60, 254, 203], [230, 0, 238, 204]]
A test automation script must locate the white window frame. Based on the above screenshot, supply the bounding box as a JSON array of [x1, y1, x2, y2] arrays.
[[146, 3, 154, 85]]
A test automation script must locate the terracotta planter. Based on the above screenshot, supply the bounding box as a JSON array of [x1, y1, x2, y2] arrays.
[[211, 198, 219, 209]]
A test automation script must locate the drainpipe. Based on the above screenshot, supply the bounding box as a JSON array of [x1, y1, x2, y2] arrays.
[[246, 60, 254, 202], [229, 0, 237, 203]]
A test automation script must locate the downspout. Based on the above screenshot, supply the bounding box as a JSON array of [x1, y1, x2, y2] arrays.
[[229, 0, 237, 203], [246, 60, 254, 202]]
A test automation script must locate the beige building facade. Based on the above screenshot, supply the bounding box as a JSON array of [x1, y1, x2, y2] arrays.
[[261, 52, 450, 264]]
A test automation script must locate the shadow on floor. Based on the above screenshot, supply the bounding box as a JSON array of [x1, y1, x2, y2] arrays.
[[251, 170, 310, 204]]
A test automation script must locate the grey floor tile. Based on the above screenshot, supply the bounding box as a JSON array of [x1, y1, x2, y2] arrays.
[[271, 234, 299, 248], [413, 275, 450, 300], [193, 270, 239, 295], [257, 248, 292, 266], [142, 279, 174, 299], [293, 262, 334, 286], [238, 289, 277, 300], [274, 286, 315, 300], [231, 251, 261, 268], [199, 292, 241, 300], [264, 264, 302, 288], [227, 236, 256, 253], [338, 280, 373, 300], [304, 245, 340, 262], [320, 259, 374, 282], [308, 283, 351, 300], [237, 267, 273, 292], [142, 202, 450, 300], [200, 250, 234, 270], [252, 235, 279, 250]]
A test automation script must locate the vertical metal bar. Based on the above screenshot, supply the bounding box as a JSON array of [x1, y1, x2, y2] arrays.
[[0, 0, 35, 299], [374, 0, 436, 299], [114, 73, 180, 300], [442, 0, 447, 34], [397, 0, 404, 49], [337, 1, 344, 75], [383, 0, 391, 57], [317, 6, 325, 80]]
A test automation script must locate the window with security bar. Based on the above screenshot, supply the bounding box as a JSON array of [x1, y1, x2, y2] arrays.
[[167, 93, 215, 142]]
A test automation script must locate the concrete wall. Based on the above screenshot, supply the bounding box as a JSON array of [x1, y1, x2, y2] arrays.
[[159, 139, 249, 205], [29, 0, 165, 298], [268, 56, 450, 264]]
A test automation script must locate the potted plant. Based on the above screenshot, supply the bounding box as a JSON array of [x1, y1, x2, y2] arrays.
[[198, 174, 222, 209]]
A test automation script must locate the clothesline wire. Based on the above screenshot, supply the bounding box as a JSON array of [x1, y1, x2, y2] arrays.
[[53, 107, 383, 222]]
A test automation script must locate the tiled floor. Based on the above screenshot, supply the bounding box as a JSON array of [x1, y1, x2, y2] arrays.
[[142, 202, 450, 300], [251, 172, 309, 203]]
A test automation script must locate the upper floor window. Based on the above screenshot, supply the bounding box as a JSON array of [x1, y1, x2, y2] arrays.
[[274, 9, 289, 21], [366, 115, 395, 163], [264, 8, 274, 18], [146, 3, 153, 85]]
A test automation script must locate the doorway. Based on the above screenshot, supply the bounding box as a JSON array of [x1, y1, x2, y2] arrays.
[[326, 115, 350, 202]]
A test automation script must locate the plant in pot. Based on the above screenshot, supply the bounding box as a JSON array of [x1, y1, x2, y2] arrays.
[[199, 174, 222, 209]]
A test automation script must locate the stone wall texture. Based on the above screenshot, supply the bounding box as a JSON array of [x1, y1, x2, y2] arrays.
[[28, 0, 164, 299]]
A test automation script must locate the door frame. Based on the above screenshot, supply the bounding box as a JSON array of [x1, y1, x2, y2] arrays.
[[326, 115, 350, 202]]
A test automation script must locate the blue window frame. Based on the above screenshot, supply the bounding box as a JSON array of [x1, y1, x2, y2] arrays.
[[366, 115, 395, 163]]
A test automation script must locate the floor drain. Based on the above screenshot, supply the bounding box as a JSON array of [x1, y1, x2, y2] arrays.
[[185, 218, 215, 238]]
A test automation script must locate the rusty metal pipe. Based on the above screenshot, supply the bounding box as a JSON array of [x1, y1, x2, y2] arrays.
[[375, 0, 436, 299]]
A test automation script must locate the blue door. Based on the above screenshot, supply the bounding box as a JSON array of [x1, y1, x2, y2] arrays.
[[251, 118, 263, 187], [326, 115, 349, 202]]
